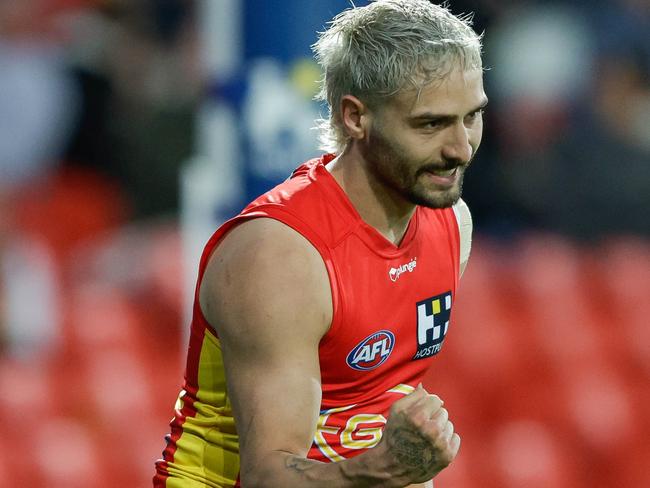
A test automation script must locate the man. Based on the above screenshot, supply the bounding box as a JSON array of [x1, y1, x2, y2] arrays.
[[154, 1, 486, 486]]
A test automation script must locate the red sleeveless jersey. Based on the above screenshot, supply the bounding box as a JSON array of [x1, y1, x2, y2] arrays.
[[154, 154, 460, 486]]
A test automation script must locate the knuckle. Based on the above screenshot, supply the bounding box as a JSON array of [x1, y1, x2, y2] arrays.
[[410, 408, 429, 427], [416, 388, 429, 398], [452, 433, 461, 448], [438, 407, 449, 421], [412, 389, 427, 402], [428, 394, 444, 407], [432, 412, 448, 430], [439, 440, 457, 463]]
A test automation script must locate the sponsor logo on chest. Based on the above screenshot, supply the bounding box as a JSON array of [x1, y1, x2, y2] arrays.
[[413, 291, 453, 360], [388, 257, 417, 282], [346, 330, 395, 371]]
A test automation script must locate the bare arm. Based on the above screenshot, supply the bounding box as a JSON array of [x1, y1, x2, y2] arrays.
[[200, 218, 459, 487]]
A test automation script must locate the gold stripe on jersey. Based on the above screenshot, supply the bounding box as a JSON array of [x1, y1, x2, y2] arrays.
[[314, 404, 356, 462], [165, 327, 240, 487], [387, 384, 415, 396]]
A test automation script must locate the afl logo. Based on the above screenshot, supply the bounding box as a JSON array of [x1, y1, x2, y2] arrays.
[[346, 330, 395, 371]]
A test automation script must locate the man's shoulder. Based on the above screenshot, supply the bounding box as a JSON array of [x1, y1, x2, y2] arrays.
[[215, 217, 321, 262], [200, 217, 333, 339], [240, 154, 351, 247]]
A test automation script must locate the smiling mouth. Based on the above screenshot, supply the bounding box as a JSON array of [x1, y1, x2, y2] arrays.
[[418, 163, 463, 178], [428, 167, 457, 177], [421, 167, 460, 187]]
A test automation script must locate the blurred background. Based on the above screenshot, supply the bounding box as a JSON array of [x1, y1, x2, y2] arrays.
[[0, 0, 648, 486]]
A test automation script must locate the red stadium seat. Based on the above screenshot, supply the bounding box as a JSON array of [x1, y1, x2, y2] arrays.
[[490, 420, 578, 488], [33, 418, 101, 488], [11, 167, 129, 270], [425, 235, 650, 487]]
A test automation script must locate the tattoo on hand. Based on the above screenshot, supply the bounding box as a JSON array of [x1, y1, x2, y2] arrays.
[[388, 426, 437, 475]]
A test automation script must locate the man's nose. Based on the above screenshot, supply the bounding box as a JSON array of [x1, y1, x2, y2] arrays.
[[441, 123, 472, 164]]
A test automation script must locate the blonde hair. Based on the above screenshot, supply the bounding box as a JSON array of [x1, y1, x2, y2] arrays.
[[313, 0, 483, 153]]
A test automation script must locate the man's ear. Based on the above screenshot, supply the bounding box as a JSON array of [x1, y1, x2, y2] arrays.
[[340, 95, 371, 142]]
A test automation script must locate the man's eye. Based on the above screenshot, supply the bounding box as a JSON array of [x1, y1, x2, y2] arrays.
[[423, 120, 443, 128]]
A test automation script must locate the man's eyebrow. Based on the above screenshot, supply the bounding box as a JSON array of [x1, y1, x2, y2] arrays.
[[409, 97, 489, 122]]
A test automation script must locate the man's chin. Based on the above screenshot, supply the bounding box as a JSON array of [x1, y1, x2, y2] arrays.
[[409, 186, 462, 209]]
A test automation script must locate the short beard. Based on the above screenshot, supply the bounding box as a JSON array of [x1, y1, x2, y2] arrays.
[[362, 124, 467, 209]]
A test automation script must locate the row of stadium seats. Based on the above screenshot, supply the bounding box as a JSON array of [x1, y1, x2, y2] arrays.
[[1, 168, 648, 486], [1, 168, 183, 487], [429, 236, 650, 488]]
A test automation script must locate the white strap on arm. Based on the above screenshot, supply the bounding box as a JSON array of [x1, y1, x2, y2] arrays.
[[452, 198, 473, 278]]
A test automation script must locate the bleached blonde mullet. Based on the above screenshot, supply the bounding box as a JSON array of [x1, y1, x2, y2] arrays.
[[312, 0, 483, 154]]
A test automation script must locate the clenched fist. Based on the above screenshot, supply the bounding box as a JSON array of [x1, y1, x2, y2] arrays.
[[378, 384, 461, 485]]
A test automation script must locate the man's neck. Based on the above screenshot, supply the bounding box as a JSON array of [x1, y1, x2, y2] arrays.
[[326, 147, 416, 247]]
